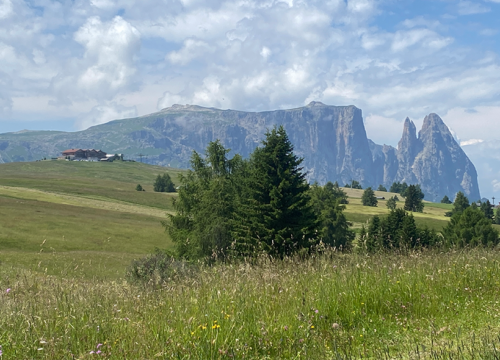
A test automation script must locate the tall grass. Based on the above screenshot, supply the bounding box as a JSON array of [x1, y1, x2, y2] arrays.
[[1, 248, 500, 358]]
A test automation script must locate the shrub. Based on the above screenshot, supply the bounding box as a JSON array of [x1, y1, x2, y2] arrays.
[[126, 249, 197, 285], [136, 184, 143, 191]]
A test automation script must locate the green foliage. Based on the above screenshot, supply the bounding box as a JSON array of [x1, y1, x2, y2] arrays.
[[365, 209, 439, 252], [480, 200, 494, 221], [361, 187, 378, 207], [126, 249, 196, 284], [386, 196, 397, 211], [441, 195, 452, 204], [377, 184, 387, 192], [154, 173, 176, 193], [166, 140, 244, 260], [451, 191, 470, 217], [234, 126, 317, 257], [136, 184, 143, 191], [496, 208, 500, 225], [404, 185, 424, 212], [309, 182, 354, 250], [390, 181, 408, 195], [345, 180, 363, 189], [443, 206, 499, 247]]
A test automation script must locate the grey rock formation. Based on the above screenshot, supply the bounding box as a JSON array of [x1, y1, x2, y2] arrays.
[[0, 102, 480, 202]]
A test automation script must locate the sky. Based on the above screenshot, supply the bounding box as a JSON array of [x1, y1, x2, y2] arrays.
[[0, 0, 499, 198]]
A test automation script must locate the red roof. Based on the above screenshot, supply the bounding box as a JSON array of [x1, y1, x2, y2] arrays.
[[62, 149, 82, 154]]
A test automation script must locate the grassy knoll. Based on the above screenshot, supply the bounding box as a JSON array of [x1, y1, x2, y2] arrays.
[[342, 188, 452, 231], [0, 161, 179, 279], [0, 161, 182, 210], [2, 249, 500, 358], [0, 196, 172, 279]]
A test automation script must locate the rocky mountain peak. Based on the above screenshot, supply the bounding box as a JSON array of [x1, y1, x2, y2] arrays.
[[0, 104, 480, 202]]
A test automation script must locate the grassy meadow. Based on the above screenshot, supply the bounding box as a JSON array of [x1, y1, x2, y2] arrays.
[[1, 161, 500, 358]]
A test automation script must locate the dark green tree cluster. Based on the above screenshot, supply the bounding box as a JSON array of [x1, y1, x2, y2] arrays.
[[309, 182, 354, 250], [496, 207, 500, 225], [377, 185, 387, 192], [443, 192, 499, 247], [404, 185, 424, 212], [361, 187, 378, 207], [390, 181, 408, 194], [154, 173, 176, 192], [363, 209, 438, 252], [166, 126, 354, 260], [136, 184, 144, 191], [441, 195, 452, 204], [344, 180, 362, 189]]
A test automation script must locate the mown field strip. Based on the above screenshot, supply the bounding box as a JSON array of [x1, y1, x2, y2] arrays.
[[0, 185, 171, 218]]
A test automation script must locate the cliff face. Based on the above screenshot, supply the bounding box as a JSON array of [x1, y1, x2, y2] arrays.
[[0, 102, 480, 202]]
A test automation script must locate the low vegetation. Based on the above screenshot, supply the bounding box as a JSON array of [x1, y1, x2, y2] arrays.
[[2, 249, 500, 358]]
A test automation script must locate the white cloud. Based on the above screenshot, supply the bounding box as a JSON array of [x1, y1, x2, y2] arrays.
[[461, 139, 484, 146], [457, 0, 490, 15], [76, 102, 137, 130], [0, 0, 12, 19], [50, 16, 141, 104], [167, 38, 214, 65]]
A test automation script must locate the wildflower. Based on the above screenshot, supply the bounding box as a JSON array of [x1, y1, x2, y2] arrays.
[[97, 344, 103, 348], [5, 289, 10, 294], [212, 324, 220, 329], [314, 309, 319, 314], [332, 323, 340, 329], [283, 326, 289, 331], [90, 351, 95, 354], [310, 325, 315, 329]]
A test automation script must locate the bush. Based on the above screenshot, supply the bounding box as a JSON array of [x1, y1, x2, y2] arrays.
[[126, 249, 197, 285], [154, 173, 176, 193], [136, 184, 143, 191]]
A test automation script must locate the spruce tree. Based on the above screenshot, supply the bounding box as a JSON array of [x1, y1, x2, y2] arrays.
[[404, 185, 424, 212], [361, 187, 378, 207], [136, 184, 143, 191], [153, 174, 164, 192], [451, 191, 470, 216], [441, 195, 452, 204], [377, 185, 387, 192], [236, 126, 316, 257], [480, 200, 494, 221], [386, 196, 397, 210], [366, 216, 381, 252], [309, 183, 354, 250]]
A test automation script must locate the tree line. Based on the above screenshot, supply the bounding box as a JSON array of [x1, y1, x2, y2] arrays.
[[162, 127, 499, 260]]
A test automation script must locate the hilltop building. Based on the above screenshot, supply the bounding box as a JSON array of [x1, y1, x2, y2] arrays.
[[61, 149, 107, 161]]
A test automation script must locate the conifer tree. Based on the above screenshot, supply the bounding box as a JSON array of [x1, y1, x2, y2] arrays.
[[404, 185, 424, 212], [451, 191, 470, 216], [236, 126, 316, 257], [386, 196, 397, 210], [361, 187, 378, 207], [441, 195, 452, 204], [377, 185, 387, 192], [480, 200, 494, 221]]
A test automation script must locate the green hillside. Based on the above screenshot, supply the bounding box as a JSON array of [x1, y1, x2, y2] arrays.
[[0, 161, 181, 278], [1, 160, 496, 280]]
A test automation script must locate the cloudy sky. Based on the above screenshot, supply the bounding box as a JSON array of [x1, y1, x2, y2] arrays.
[[1, 0, 499, 198]]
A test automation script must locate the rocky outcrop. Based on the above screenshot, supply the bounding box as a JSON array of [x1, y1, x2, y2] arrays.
[[0, 103, 480, 202]]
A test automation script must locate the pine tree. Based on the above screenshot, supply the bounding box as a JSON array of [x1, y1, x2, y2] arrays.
[[309, 183, 354, 251], [361, 187, 378, 207], [162, 173, 176, 192], [236, 126, 316, 257], [153, 174, 164, 192], [136, 184, 143, 191], [404, 185, 424, 212], [496, 208, 500, 225], [386, 196, 397, 210], [441, 195, 452, 204], [443, 206, 499, 247], [366, 216, 381, 252], [451, 191, 470, 216], [480, 200, 494, 221], [377, 185, 387, 192]]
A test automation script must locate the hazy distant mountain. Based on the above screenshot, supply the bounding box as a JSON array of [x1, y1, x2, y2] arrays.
[[0, 102, 480, 202]]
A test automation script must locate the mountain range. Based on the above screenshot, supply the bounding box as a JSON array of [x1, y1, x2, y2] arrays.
[[0, 102, 480, 202]]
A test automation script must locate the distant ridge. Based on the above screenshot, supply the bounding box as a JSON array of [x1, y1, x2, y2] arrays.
[[0, 102, 480, 202]]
